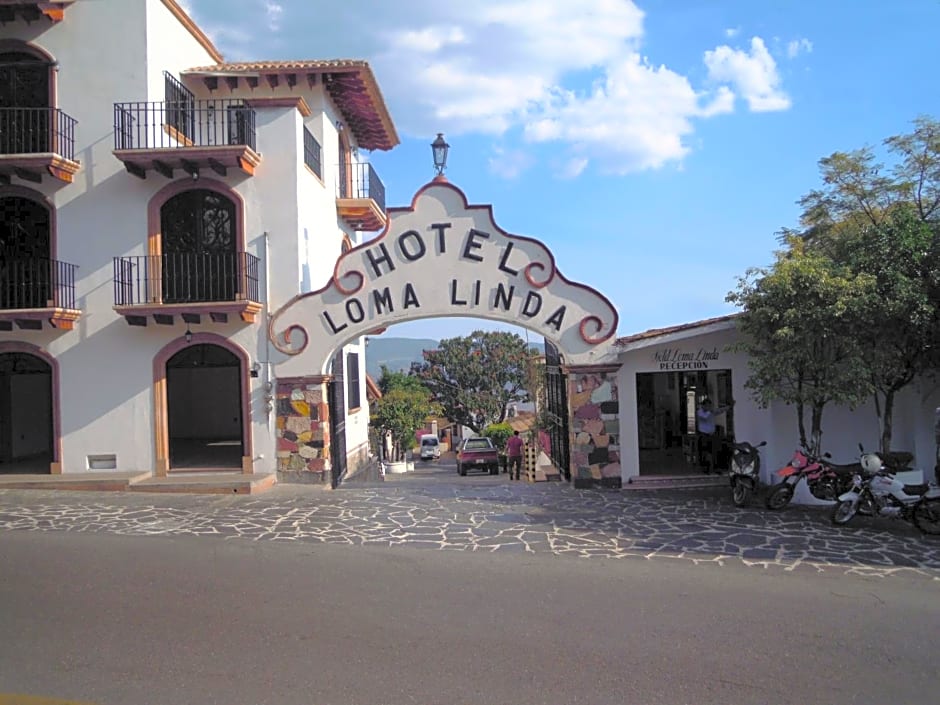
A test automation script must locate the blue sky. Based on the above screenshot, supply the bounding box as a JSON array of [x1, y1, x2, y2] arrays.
[[183, 0, 940, 341]]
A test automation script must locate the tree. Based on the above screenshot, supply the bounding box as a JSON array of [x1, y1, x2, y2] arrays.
[[798, 116, 940, 250], [369, 367, 439, 463], [727, 239, 873, 453], [834, 207, 940, 451], [413, 330, 533, 434]]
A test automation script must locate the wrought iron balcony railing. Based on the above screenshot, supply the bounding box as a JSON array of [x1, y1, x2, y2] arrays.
[[0, 107, 77, 160], [337, 162, 386, 212], [113, 252, 260, 306], [0, 258, 77, 310], [113, 100, 257, 151]]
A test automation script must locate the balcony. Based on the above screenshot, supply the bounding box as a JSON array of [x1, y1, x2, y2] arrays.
[[112, 100, 261, 180], [0, 258, 80, 331], [336, 162, 386, 231], [0, 1, 76, 24], [0, 107, 80, 184], [112, 251, 262, 326]]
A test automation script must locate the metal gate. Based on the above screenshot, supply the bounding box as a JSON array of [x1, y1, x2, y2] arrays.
[[328, 352, 347, 489], [543, 339, 570, 481]]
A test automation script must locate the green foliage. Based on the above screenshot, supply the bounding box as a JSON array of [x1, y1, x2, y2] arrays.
[[731, 116, 940, 453], [483, 422, 513, 454], [727, 239, 873, 453], [370, 367, 439, 462], [413, 330, 534, 434]]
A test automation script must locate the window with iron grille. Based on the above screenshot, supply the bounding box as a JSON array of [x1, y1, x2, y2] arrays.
[[164, 71, 194, 141], [304, 127, 322, 178], [346, 352, 361, 410]]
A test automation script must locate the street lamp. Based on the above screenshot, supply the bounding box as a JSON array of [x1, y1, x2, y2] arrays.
[[431, 132, 449, 180]]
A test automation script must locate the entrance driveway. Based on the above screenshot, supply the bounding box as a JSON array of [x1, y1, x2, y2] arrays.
[[1, 464, 938, 581]]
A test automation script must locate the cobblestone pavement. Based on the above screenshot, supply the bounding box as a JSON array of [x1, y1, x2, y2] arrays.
[[1, 470, 939, 581]]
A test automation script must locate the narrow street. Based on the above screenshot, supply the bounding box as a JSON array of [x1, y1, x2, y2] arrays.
[[1, 464, 938, 705]]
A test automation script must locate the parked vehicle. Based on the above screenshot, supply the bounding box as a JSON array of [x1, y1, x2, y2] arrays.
[[765, 446, 878, 510], [729, 440, 766, 507], [456, 437, 500, 476], [764, 449, 823, 510], [830, 466, 940, 534], [419, 434, 441, 461]]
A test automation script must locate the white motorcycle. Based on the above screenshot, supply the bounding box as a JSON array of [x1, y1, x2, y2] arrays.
[[830, 453, 940, 534]]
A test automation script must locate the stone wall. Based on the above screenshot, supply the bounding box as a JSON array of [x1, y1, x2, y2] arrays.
[[568, 365, 620, 488], [275, 376, 330, 483]]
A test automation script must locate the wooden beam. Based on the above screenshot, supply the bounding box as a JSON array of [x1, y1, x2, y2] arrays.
[[203, 76, 219, 92], [152, 160, 174, 179], [306, 73, 318, 89], [208, 159, 227, 177], [286, 73, 297, 88], [0, 320, 12, 331], [226, 76, 239, 92], [181, 160, 199, 180], [246, 76, 259, 90], [124, 161, 147, 179], [16, 319, 43, 330], [266, 74, 279, 89], [126, 315, 147, 327], [0, 173, 10, 185], [181, 313, 201, 324], [209, 312, 228, 323], [153, 314, 174, 326]]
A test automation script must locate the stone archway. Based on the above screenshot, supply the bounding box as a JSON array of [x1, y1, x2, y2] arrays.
[[268, 179, 621, 485]]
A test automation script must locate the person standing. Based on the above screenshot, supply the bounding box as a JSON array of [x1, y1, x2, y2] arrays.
[[506, 431, 524, 481], [696, 398, 731, 473]]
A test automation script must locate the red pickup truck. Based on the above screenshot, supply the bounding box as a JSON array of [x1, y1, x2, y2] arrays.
[[456, 437, 500, 476]]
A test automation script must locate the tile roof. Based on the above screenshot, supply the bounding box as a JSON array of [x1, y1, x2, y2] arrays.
[[614, 313, 740, 346], [183, 60, 399, 151]]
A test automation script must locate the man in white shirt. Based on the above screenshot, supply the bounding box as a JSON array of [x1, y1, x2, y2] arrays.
[[696, 398, 731, 473]]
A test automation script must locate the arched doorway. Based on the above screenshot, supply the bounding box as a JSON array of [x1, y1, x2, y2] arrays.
[[0, 351, 52, 473], [160, 188, 237, 303], [165, 343, 244, 470], [0, 194, 51, 309]]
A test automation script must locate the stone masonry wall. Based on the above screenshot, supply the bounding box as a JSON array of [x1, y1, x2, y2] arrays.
[[276, 377, 330, 483], [568, 366, 620, 488]]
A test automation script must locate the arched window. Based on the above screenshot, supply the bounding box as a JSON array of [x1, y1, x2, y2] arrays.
[[0, 194, 51, 308], [0, 46, 54, 153], [159, 189, 236, 303]]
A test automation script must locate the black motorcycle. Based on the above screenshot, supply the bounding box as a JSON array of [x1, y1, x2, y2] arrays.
[[729, 440, 766, 507]]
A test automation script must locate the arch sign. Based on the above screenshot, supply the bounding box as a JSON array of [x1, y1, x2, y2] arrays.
[[270, 180, 619, 375]]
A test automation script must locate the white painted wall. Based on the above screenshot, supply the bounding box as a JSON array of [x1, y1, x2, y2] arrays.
[[617, 325, 940, 503], [0, 0, 375, 474]]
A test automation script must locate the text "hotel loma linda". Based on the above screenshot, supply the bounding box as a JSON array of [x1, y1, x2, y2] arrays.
[[322, 224, 571, 336]]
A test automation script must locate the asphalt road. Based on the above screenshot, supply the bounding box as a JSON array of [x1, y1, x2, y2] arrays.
[[1, 476, 939, 705]]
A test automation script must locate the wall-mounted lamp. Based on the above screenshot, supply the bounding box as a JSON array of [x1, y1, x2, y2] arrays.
[[191, 169, 199, 181], [335, 120, 344, 131], [431, 132, 449, 179], [184, 325, 193, 343], [250, 361, 261, 378]]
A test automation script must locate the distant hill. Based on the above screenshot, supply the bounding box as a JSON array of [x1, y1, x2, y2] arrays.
[[365, 337, 438, 379], [365, 336, 546, 380]]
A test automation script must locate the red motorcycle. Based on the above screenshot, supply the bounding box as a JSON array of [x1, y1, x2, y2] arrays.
[[765, 448, 872, 510]]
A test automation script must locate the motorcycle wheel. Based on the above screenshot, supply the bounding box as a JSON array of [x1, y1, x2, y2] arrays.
[[912, 500, 940, 536], [732, 481, 751, 508], [764, 483, 793, 510], [830, 499, 858, 526]]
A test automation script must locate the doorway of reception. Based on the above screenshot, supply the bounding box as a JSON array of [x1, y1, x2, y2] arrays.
[[636, 369, 734, 476]]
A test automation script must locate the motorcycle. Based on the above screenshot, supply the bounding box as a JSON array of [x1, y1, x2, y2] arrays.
[[830, 465, 940, 534], [765, 446, 883, 510], [729, 440, 766, 507], [764, 449, 823, 510]]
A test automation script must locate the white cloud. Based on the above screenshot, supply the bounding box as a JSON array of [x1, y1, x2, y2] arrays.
[[703, 37, 791, 112], [487, 146, 535, 179], [189, 0, 795, 174], [264, 1, 284, 32], [725, 27, 740, 38], [786, 37, 813, 59]]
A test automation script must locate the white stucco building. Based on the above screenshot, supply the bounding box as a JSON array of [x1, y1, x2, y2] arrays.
[[613, 314, 939, 500], [0, 0, 398, 486]]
